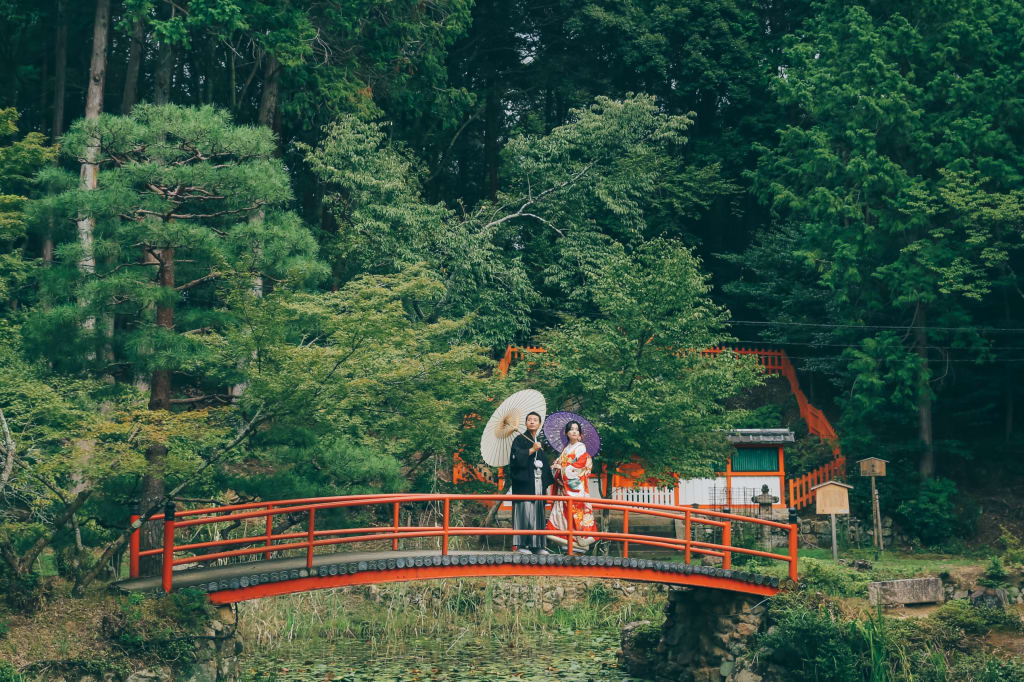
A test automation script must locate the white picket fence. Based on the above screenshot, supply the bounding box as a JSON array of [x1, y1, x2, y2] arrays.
[[610, 485, 675, 506]]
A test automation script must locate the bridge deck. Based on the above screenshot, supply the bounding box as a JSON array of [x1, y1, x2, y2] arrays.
[[115, 549, 782, 604]]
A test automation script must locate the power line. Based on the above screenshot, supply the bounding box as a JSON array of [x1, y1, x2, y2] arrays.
[[730, 320, 1024, 333], [733, 339, 1024, 351]]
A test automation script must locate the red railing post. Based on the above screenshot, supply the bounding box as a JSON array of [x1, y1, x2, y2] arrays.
[[722, 521, 731, 570], [393, 502, 400, 551], [129, 514, 140, 579], [306, 507, 316, 569], [566, 499, 574, 556], [264, 504, 274, 560], [684, 509, 691, 564], [789, 521, 799, 583], [442, 498, 450, 555], [622, 509, 629, 558], [161, 501, 175, 593]]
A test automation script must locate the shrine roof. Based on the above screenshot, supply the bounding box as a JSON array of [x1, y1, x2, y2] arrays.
[[727, 428, 796, 445]]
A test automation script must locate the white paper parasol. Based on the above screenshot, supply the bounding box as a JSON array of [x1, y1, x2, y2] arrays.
[[480, 389, 547, 467]]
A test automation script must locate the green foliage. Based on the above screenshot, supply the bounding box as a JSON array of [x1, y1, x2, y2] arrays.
[[523, 237, 760, 476], [0, 660, 22, 682], [0, 108, 55, 311], [736, 0, 1024, 477], [798, 558, 874, 598], [893, 477, 977, 547], [999, 525, 1024, 567], [931, 599, 1021, 637], [760, 592, 860, 682], [978, 557, 1009, 588], [0, 563, 44, 612], [104, 589, 213, 664]]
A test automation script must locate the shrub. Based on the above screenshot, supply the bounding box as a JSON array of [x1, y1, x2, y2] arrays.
[[978, 557, 1009, 588], [0, 661, 22, 682], [0, 564, 46, 613], [759, 592, 860, 682], [799, 558, 871, 597], [893, 477, 977, 547], [998, 525, 1024, 567], [931, 600, 1021, 636], [103, 589, 213, 663]]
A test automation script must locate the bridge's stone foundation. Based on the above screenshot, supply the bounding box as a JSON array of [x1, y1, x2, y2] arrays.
[[621, 587, 767, 682], [63, 605, 242, 682]]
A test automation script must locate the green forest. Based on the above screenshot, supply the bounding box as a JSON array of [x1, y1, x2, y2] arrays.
[[1, 0, 1023, 618]]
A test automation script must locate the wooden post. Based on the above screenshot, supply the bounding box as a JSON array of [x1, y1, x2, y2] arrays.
[[684, 509, 691, 564], [567, 499, 574, 556], [722, 522, 731, 570], [442, 498, 450, 555], [263, 504, 274, 560], [830, 512, 838, 563], [129, 515, 140, 578], [306, 508, 316, 569], [161, 502, 175, 593], [872, 477, 885, 554], [393, 502, 400, 551], [622, 509, 629, 558]]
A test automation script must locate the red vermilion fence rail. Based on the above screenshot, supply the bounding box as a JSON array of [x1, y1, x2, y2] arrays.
[[497, 345, 846, 509], [129, 493, 799, 593]]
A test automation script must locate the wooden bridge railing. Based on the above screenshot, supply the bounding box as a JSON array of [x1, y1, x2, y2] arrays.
[[129, 493, 799, 593]]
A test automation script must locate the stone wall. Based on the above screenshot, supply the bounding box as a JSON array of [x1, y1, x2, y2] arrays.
[[65, 605, 241, 682], [620, 587, 768, 682]]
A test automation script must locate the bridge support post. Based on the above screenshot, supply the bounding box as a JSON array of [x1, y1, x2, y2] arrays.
[[161, 501, 175, 593]]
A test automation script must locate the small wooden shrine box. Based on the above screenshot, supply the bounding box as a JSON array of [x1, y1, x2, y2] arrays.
[[812, 481, 853, 515], [858, 457, 888, 477]]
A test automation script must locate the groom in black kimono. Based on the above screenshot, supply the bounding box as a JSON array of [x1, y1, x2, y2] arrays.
[[508, 411, 554, 554]]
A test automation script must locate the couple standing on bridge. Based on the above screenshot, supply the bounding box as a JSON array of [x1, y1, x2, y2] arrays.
[[508, 412, 598, 554]]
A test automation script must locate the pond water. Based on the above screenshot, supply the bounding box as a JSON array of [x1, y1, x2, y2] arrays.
[[240, 627, 644, 681]]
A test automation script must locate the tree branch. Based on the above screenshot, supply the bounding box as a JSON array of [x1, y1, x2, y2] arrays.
[[0, 408, 16, 494], [175, 272, 221, 291], [73, 407, 268, 595], [478, 162, 594, 233]]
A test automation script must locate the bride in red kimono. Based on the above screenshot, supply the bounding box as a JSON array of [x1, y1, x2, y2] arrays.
[[546, 420, 598, 551]]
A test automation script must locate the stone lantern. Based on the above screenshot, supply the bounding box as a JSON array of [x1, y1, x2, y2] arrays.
[[751, 484, 779, 548]]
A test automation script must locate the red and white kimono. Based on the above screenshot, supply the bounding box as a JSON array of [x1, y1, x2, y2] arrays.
[[546, 441, 597, 549]]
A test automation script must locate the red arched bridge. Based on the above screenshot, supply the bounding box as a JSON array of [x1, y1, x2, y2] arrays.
[[116, 494, 799, 604]]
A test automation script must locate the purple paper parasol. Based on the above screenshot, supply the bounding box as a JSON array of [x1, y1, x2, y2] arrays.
[[543, 411, 601, 457]]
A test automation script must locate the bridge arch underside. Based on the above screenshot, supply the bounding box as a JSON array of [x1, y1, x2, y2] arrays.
[[115, 551, 780, 605]]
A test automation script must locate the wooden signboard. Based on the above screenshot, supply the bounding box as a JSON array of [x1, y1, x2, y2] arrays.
[[812, 480, 853, 562], [858, 457, 888, 477], [812, 481, 852, 515]]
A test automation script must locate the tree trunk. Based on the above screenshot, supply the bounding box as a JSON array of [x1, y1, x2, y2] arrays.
[[121, 17, 145, 114], [52, 0, 68, 139], [77, 0, 110, 348], [153, 6, 176, 106], [914, 307, 934, 478], [139, 247, 174, 576], [484, 81, 499, 199], [257, 54, 280, 130]]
